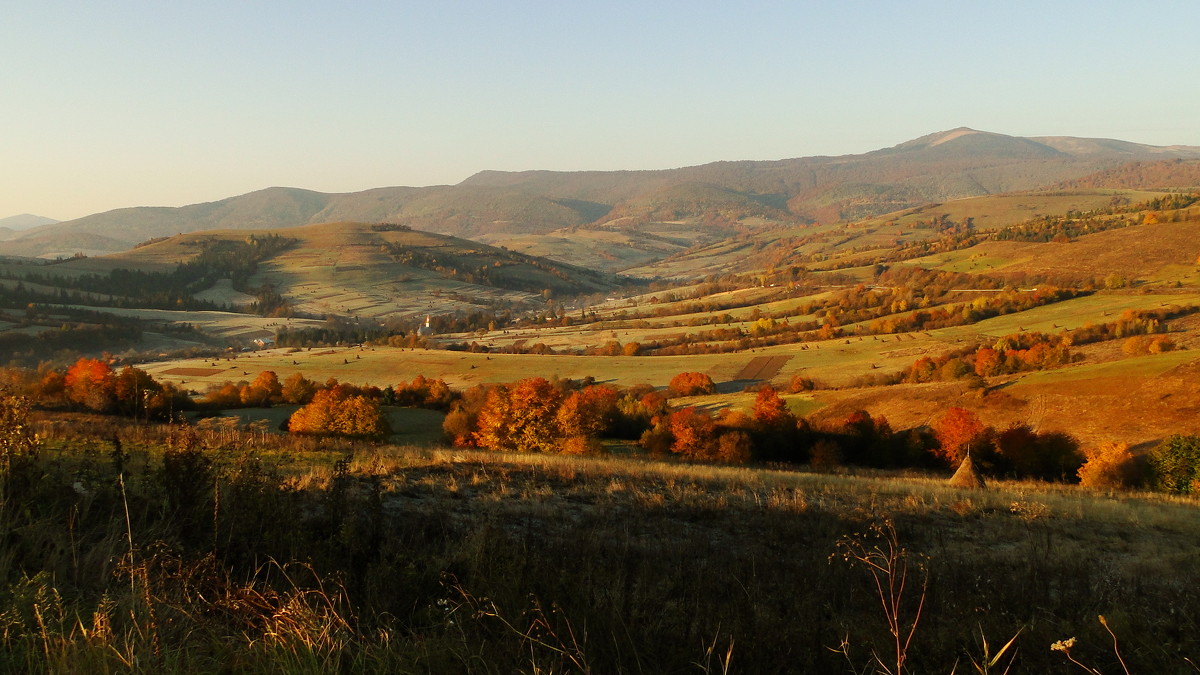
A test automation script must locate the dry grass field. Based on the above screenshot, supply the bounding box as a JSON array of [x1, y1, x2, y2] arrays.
[[5, 415, 1199, 672], [909, 219, 1200, 284]]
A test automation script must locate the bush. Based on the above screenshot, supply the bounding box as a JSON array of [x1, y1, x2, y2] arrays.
[[1078, 441, 1138, 489], [1148, 435, 1200, 494]]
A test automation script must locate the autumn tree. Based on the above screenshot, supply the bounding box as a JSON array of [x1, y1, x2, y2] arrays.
[[1078, 441, 1138, 489], [638, 421, 674, 454], [716, 430, 753, 463], [613, 388, 669, 439], [288, 389, 390, 439], [668, 407, 718, 459], [33, 366, 66, 406], [556, 384, 619, 439], [114, 366, 162, 416], [64, 357, 116, 413], [669, 372, 716, 397], [442, 384, 490, 447], [752, 385, 794, 429], [281, 373, 318, 405], [201, 382, 244, 409], [474, 378, 563, 452], [931, 407, 987, 467], [240, 370, 282, 407]]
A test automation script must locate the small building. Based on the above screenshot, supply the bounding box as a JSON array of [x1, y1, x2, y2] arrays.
[[417, 315, 435, 337]]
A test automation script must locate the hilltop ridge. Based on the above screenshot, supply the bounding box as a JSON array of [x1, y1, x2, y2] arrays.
[[4, 128, 1199, 259]]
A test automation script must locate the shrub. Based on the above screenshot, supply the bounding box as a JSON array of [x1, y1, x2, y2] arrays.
[[638, 422, 673, 454], [1148, 435, 1200, 494], [715, 430, 753, 464], [561, 435, 605, 455], [1078, 441, 1138, 489], [788, 374, 819, 392]]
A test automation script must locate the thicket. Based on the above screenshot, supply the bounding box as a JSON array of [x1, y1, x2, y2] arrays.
[[1148, 435, 1200, 494]]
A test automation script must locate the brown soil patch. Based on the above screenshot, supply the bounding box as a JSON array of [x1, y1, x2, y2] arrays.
[[734, 355, 792, 381]]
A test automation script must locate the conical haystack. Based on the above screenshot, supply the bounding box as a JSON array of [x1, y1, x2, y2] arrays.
[[948, 452, 986, 489]]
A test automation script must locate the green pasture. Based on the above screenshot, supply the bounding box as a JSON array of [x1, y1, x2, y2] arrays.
[[145, 346, 776, 392], [903, 245, 1032, 274], [677, 390, 825, 418], [933, 291, 1200, 340], [1005, 349, 1199, 389]]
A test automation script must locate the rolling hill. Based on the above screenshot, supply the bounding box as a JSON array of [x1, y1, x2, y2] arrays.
[[103, 221, 625, 317], [5, 128, 1199, 260]]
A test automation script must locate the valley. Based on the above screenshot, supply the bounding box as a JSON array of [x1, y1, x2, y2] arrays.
[[3, 130, 1200, 672]]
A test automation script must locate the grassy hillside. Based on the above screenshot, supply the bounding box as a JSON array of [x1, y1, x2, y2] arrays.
[[110, 222, 625, 317]]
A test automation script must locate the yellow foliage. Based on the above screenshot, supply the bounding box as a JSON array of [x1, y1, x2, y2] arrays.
[[289, 390, 389, 439], [1078, 441, 1137, 489]]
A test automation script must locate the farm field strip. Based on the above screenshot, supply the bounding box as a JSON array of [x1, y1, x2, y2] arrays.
[[733, 355, 792, 381]]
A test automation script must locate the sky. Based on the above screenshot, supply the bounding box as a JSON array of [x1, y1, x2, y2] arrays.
[[3, 1, 1199, 221]]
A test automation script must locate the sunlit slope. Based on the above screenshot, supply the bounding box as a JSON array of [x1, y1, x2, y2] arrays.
[[111, 222, 623, 318]]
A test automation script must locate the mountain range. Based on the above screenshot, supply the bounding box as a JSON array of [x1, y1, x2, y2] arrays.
[[4, 127, 1199, 260], [0, 214, 59, 242]]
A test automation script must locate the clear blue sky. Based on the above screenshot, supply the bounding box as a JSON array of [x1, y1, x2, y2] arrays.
[[4, 0, 1198, 220]]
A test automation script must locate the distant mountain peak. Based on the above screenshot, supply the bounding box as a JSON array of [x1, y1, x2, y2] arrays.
[[928, 127, 983, 147], [892, 127, 1004, 150], [0, 213, 59, 230]]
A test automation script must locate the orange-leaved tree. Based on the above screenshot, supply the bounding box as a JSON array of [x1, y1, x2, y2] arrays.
[[669, 407, 718, 459], [288, 389, 390, 439], [556, 384, 619, 439], [668, 372, 716, 397], [932, 407, 986, 467], [240, 371, 282, 407], [1078, 441, 1138, 489], [65, 357, 116, 413], [752, 385, 794, 429], [474, 377, 563, 452]]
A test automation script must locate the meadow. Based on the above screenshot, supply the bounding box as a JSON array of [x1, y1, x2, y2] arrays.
[[2, 411, 1198, 673]]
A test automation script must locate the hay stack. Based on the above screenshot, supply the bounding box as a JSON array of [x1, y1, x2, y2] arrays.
[[949, 452, 986, 489]]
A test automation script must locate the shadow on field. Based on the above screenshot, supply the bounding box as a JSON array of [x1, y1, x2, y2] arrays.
[[716, 378, 759, 393]]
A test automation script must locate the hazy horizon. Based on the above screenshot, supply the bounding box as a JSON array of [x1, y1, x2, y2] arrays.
[[6, 1, 1199, 221]]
